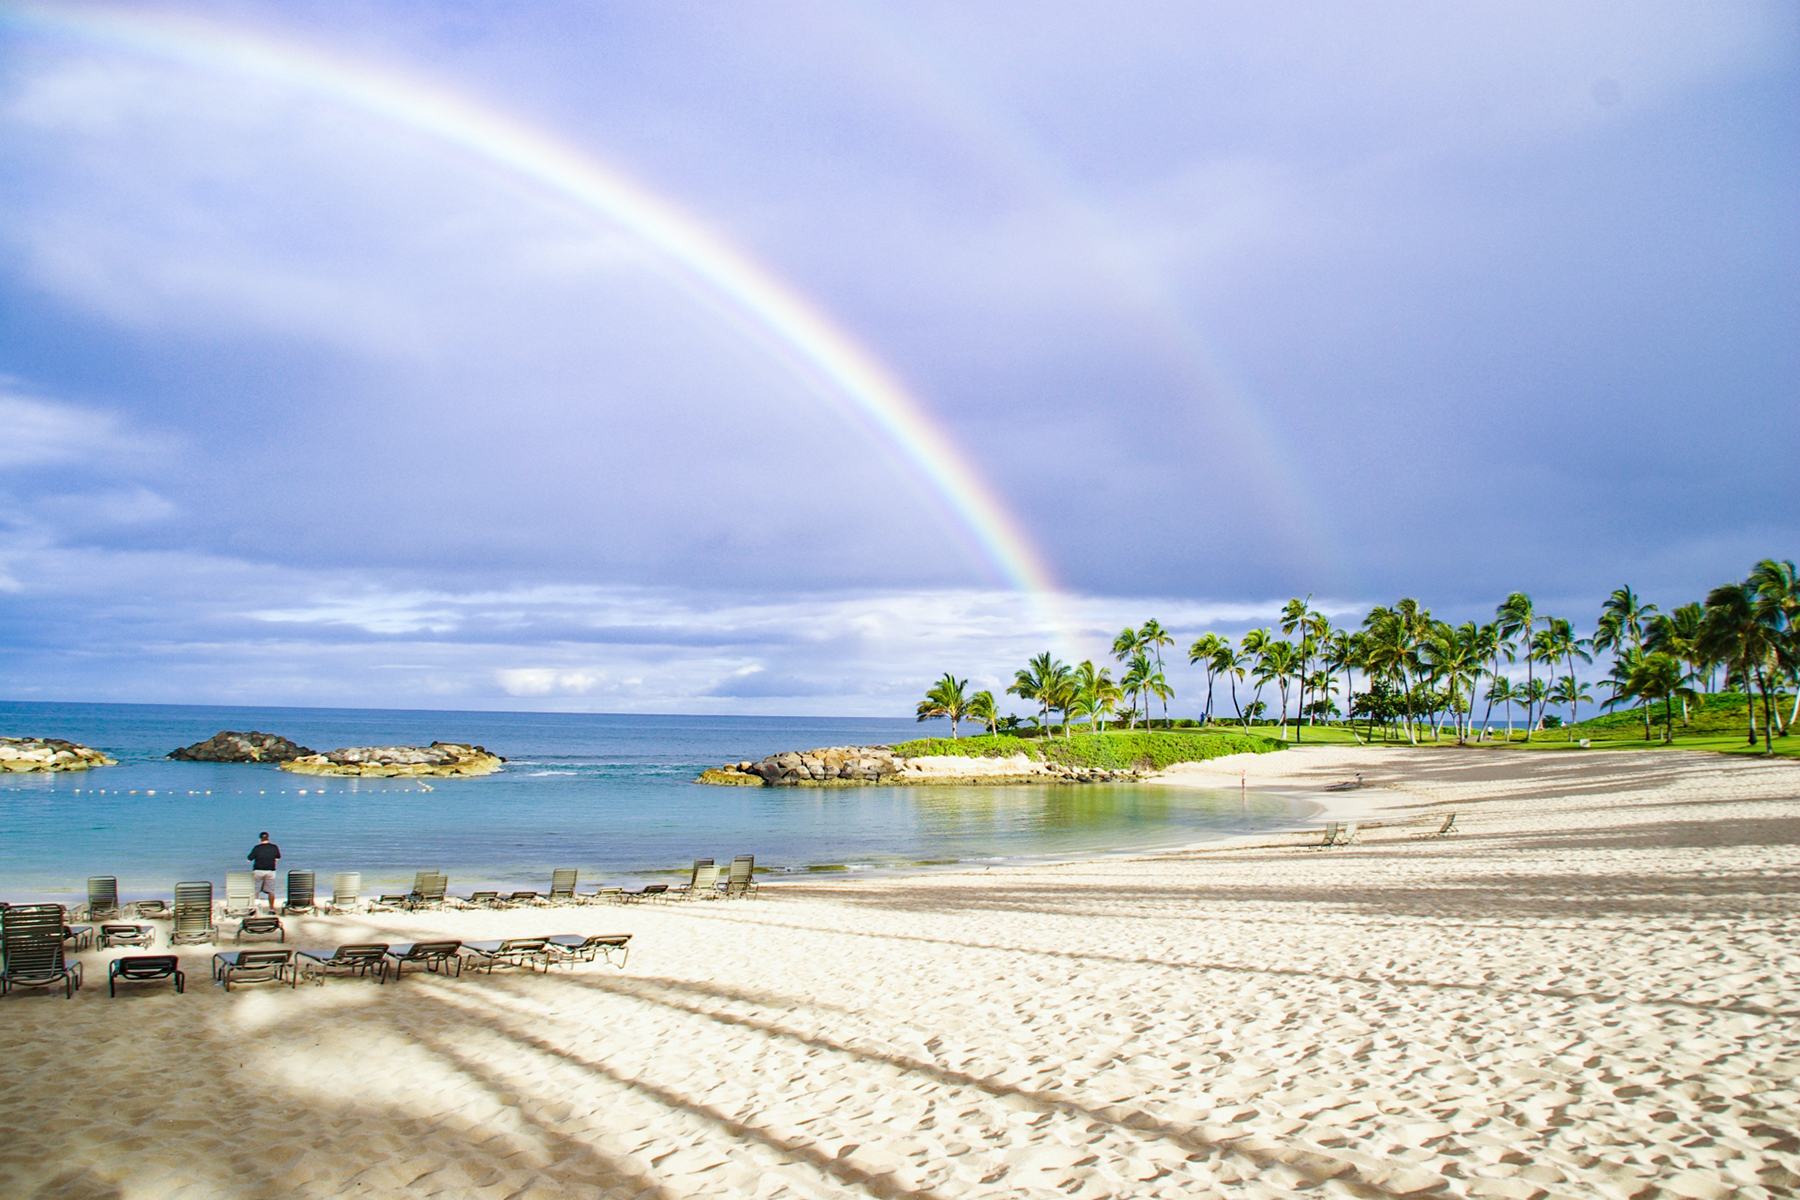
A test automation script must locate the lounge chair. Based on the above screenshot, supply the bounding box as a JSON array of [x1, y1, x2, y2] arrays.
[[723, 855, 758, 899], [1410, 813, 1458, 839], [463, 890, 501, 908], [129, 899, 169, 919], [681, 863, 722, 899], [235, 915, 285, 943], [463, 937, 553, 973], [503, 891, 544, 907], [585, 886, 624, 905], [2, 904, 83, 998], [370, 894, 409, 912], [170, 881, 217, 945], [407, 872, 448, 912], [99, 923, 156, 949], [547, 933, 631, 968], [296, 944, 389, 985], [549, 869, 578, 905], [1306, 822, 1341, 851], [108, 955, 183, 997], [1334, 823, 1361, 847], [384, 940, 464, 980], [87, 876, 121, 921], [222, 871, 256, 917], [211, 949, 297, 991], [326, 872, 362, 913], [620, 883, 668, 904], [282, 870, 316, 915], [63, 924, 93, 951]]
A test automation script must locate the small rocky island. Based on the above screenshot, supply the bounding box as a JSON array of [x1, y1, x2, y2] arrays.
[[699, 745, 1140, 787], [168, 730, 315, 762], [0, 736, 118, 772], [281, 743, 505, 778]]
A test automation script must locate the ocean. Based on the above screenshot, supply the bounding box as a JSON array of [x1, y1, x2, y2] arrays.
[[0, 701, 1313, 902]]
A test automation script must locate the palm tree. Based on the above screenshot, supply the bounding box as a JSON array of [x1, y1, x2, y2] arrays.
[[1749, 558, 1799, 735], [1645, 607, 1704, 725], [1254, 640, 1302, 740], [1596, 586, 1658, 740], [1008, 653, 1070, 736], [1536, 617, 1592, 734], [1187, 633, 1226, 724], [1361, 606, 1424, 744], [1120, 652, 1153, 730], [1496, 593, 1539, 739], [1608, 653, 1696, 744], [1514, 676, 1550, 735], [1548, 676, 1593, 736], [1486, 675, 1516, 740], [1145, 669, 1173, 730], [1321, 629, 1358, 733], [1239, 629, 1274, 730], [1138, 620, 1175, 727], [967, 690, 998, 735], [1280, 597, 1314, 741], [1070, 660, 1120, 733], [916, 673, 970, 738], [1211, 640, 1248, 727]]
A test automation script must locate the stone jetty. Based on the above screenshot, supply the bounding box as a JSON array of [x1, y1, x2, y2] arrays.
[[0, 737, 117, 772], [281, 743, 505, 778], [699, 745, 1142, 787], [169, 731, 315, 763]]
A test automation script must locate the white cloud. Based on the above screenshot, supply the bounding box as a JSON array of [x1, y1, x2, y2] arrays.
[[0, 389, 136, 468], [495, 668, 603, 696]]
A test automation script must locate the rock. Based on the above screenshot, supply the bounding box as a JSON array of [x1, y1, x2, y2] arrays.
[[697, 767, 764, 786], [0, 736, 117, 772], [281, 742, 505, 777], [168, 730, 314, 763]]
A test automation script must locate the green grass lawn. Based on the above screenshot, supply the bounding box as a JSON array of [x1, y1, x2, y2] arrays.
[[891, 728, 1286, 770]]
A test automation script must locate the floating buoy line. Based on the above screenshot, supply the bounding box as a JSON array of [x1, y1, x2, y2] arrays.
[[3, 787, 433, 794]]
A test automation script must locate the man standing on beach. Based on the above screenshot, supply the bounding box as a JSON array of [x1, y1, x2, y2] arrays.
[[247, 832, 281, 910]]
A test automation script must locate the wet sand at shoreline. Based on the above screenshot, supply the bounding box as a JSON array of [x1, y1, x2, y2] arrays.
[[3, 745, 1797, 1199]]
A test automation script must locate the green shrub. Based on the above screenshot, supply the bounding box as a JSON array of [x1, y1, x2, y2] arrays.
[[890, 729, 1284, 769]]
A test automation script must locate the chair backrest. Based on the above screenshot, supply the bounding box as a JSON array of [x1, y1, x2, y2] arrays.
[[507, 891, 539, 902], [407, 940, 461, 958], [1442, 814, 1457, 832], [470, 891, 497, 902], [286, 870, 315, 906], [226, 872, 254, 903], [419, 873, 447, 902], [173, 882, 213, 930], [100, 923, 142, 936], [336, 943, 388, 962], [2, 904, 68, 975], [332, 872, 361, 904], [118, 956, 179, 979], [1338, 823, 1359, 844], [501, 938, 548, 953], [550, 868, 577, 897], [691, 857, 715, 881], [1321, 822, 1339, 842], [728, 856, 754, 883], [692, 864, 721, 891], [88, 876, 119, 911], [641, 884, 667, 897], [236, 949, 290, 968]]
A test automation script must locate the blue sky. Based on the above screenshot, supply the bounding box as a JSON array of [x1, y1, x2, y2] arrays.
[[0, 1, 1794, 715]]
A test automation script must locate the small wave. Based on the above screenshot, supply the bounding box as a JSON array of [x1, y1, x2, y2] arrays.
[[524, 770, 578, 776]]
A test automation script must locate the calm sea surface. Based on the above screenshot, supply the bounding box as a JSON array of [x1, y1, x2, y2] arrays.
[[0, 701, 1314, 902]]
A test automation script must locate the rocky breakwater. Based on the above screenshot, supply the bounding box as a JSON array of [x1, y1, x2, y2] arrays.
[[169, 730, 314, 762], [0, 736, 117, 772], [699, 745, 1145, 787], [281, 743, 504, 778]]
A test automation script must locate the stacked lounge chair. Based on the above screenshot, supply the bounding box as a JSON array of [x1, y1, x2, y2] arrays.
[[1, 904, 83, 999], [222, 872, 256, 917], [723, 855, 758, 899], [87, 876, 121, 921], [170, 881, 217, 945], [282, 870, 317, 914]]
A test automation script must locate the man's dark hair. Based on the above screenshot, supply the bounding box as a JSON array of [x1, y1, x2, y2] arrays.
[[259, 832, 269, 839]]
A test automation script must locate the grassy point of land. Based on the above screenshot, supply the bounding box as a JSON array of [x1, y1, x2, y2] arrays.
[[891, 729, 1284, 771]]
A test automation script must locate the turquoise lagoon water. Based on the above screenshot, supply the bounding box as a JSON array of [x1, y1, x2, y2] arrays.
[[0, 701, 1313, 902]]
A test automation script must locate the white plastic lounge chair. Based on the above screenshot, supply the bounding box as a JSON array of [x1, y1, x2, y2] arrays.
[[549, 869, 578, 905], [326, 872, 362, 913], [211, 949, 296, 991], [724, 855, 758, 898], [222, 872, 256, 917]]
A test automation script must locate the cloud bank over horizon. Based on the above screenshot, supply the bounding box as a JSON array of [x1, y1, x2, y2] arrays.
[[0, 1, 1793, 716]]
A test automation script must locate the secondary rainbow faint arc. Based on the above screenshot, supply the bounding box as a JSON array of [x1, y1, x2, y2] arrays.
[[1, 2, 1080, 648]]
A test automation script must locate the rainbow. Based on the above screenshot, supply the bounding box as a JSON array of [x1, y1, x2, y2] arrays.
[[0, 2, 1081, 649]]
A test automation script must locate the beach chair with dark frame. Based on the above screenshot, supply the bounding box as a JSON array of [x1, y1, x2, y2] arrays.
[[620, 883, 668, 904], [222, 872, 257, 918], [326, 872, 362, 914], [109, 955, 183, 997], [463, 937, 554, 973], [547, 933, 631, 968], [170, 882, 217, 946], [63, 923, 93, 951], [211, 949, 297, 991], [99, 923, 156, 950], [296, 943, 389, 985], [503, 890, 544, 907], [679, 862, 722, 900], [128, 898, 169, 920], [723, 856, 758, 899], [1305, 823, 1341, 851], [1, 904, 83, 999], [87, 876, 121, 921], [549, 869, 579, 905], [384, 940, 464, 980], [282, 870, 317, 915], [235, 915, 285, 943]]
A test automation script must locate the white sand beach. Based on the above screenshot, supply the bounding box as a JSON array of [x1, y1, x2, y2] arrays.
[[4, 745, 1798, 1199]]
